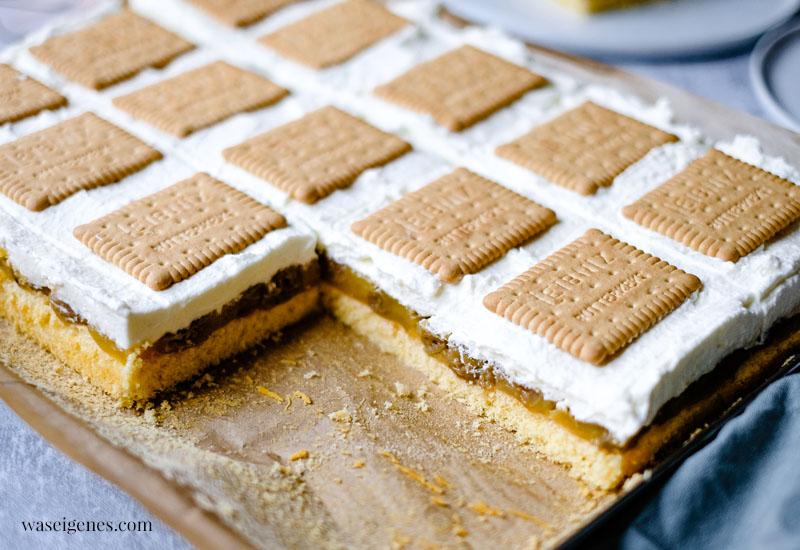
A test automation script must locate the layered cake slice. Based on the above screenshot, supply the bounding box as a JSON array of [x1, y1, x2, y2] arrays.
[[0, 113, 318, 404]]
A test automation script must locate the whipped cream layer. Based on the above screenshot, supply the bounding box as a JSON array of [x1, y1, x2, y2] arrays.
[[0, 107, 317, 350]]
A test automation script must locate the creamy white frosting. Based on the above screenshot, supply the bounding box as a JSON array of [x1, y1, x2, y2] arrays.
[[2, 0, 800, 444]]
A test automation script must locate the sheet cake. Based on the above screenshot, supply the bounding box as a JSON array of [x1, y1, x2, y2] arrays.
[[2, 0, 800, 493]]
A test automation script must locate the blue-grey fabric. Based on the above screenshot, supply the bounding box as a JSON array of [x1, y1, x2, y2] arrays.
[[621, 373, 800, 550]]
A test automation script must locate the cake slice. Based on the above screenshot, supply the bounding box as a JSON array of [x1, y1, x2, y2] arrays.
[[0, 118, 318, 403]]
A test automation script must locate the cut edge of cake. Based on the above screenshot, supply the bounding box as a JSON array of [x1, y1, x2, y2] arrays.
[[320, 281, 794, 489], [0, 251, 320, 405]]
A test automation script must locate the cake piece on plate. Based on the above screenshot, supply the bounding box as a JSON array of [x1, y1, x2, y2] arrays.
[[553, 0, 660, 14]]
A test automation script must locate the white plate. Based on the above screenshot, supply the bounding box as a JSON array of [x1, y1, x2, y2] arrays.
[[0, 1, 101, 47], [442, 0, 800, 60], [750, 20, 800, 132]]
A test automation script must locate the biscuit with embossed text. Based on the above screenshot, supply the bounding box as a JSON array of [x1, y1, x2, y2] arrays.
[[0, 113, 162, 211], [113, 61, 288, 137], [622, 149, 800, 262], [374, 45, 546, 132], [73, 173, 287, 290], [351, 167, 556, 282], [223, 106, 411, 203], [30, 10, 193, 90], [483, 229, 701, 364], [0, 64, 67, 124]]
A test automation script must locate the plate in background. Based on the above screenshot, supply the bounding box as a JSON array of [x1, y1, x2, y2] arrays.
[[750, 20, 800, 132], [442, 0, 800, 60], [0, 1, 100, 47]]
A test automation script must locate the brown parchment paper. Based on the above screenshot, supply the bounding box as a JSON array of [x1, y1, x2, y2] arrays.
[[0, 313, 613, 550], [3, 14, 800, 550]]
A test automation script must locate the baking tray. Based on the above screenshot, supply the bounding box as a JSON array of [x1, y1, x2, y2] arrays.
[[2, 9, 800, 550], [442, 0, 800, 60]]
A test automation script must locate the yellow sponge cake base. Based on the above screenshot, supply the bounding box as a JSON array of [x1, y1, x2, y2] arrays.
[[321, 283, 792, 490], [0, 270, 318, 404]]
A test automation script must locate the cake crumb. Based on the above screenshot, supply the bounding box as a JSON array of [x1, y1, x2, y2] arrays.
[[351, 460, 365, 469], [433, 475, 453, 491], [394, 382, 411, 398], [217, 501, 235, 519], [379, 451, 445, 494], [142, 408, 157, 424], [289, 449, 309, 461], [291, 391, 312, 405], [257, 386, 284, 403], [509, 509, 551, 529], [384, 401, 393, 410], [357, 369, 372, 378], [468, 501, 505, 517], [415, 399, 430, 413], [333, 478, 342, 484], [451, 514, 468, 537], [522, 535, 543, 550], [579, 483, 595, 500], [328, 409, 352, 423], [244, 375, 254, 385], [303, 370, 319, 380], [391, 532, 412, 549]]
